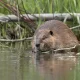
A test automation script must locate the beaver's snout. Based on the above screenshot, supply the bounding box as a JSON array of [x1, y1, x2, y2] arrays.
[[36, 44, 40, 48]]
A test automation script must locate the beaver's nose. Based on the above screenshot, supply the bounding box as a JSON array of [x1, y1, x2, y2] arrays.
[[36, 44, 40, 47]]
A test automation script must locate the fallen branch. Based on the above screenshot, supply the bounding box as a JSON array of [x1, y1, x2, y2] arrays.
[[0, 13, 80, 22]]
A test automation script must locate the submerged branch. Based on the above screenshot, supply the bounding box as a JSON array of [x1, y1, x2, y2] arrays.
[[43, 44, 80, 54], [53, 44, 80, 52]]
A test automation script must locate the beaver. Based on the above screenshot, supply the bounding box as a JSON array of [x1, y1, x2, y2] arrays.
[[31, 20, 79, 53]]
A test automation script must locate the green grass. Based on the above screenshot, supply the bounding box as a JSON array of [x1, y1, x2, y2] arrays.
[[0, 0, 80, 40], [1, 0, 80, 14], [18, 0, 80, 13]]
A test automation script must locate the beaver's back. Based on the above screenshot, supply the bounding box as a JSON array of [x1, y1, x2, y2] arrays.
[[37, 20, 68, 29], [36, 20, 78, 44], [37, 20, 74, 35]]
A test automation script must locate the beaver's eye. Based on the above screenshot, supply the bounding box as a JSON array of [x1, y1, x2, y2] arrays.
[[49, 31, 53, 36]]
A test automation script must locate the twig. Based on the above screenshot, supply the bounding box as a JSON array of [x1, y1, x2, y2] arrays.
[[0, 37, 33, 42], [53, 45, 77, 52], [70, 25, 80, 29]]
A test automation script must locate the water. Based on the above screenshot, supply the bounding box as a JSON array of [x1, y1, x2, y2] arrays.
[[0, 43, 80, 80]]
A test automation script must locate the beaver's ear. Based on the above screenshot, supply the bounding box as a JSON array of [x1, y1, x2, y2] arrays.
[[49, 31, 54, 36]]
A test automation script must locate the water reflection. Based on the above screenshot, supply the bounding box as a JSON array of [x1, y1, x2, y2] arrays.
[[0, 46, 80, 80], [32, 53, 77, 80], [0, 47, 21, 80]]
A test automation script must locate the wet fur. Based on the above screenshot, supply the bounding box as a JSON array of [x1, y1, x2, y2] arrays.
[[32, 20, 79, 53]]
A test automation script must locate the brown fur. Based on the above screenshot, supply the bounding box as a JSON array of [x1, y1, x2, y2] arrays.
[[31, 20, 79, 53]]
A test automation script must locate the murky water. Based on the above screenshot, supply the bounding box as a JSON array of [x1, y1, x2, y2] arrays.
[[0, 43, 80, 80]]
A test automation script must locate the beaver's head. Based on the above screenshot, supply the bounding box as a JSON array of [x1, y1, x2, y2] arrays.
[[32, 29, 60, 53]]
